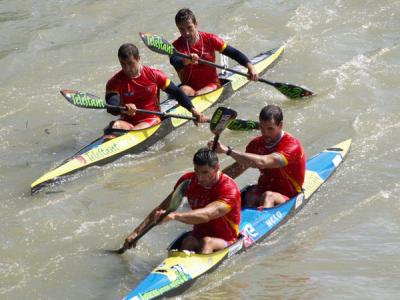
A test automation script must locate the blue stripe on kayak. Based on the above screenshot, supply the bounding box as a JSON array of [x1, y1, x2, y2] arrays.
[[240, 197, 296, 243], [306, 151, 342, 181], [125, 270, 192, 300]]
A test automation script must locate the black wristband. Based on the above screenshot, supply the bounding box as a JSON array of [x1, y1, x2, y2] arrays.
[[226, 146, 233, 156]]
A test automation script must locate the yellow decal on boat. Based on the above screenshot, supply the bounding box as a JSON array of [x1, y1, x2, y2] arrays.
[[302, 170, 324, 199], [170, 87, 224, 127]]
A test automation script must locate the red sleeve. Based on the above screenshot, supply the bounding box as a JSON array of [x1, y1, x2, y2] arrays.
[[215, 175, 240, 208], [204, 32, 227, 52], [245, 137, 260, 154], [148, 67, 170, 90], [276, 136, 304, 167], [106, 74, 121, 94], [174, 172, 193, 190]]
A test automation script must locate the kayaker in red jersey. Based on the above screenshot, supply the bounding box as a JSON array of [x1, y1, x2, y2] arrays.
[[211, 105, 306, 208], [106, 43, 208, 130], [123, 148, 241, 254], [169, 8, 259, 96]]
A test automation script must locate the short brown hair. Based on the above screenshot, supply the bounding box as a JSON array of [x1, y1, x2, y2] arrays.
[[118, 43, 139, 60], [175, 8, 197, 25]]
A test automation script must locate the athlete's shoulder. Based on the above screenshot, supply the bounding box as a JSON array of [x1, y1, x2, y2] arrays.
[[246, 135, 264, 148], [142, 65, 162, 74], [200, 31, 221, 40], [106, 70, 125, 88], [281, 132, 303, 147], [219, 173, 240, 190], [172, 36, 185, 48]]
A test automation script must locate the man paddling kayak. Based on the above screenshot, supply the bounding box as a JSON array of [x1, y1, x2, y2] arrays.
[[211, 105, 306, 208], [170, 8, 259, 96], [106, 43, 207, 130], [122, 148, 241, 254]]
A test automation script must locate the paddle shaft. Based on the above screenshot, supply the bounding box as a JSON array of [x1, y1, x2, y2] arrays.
[[106, 104, 197, 121], [175, 51, 278, 87], [113, 210, 172, 254]]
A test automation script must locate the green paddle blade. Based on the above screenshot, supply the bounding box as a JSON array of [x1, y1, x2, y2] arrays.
[[61, 90, 106, 109], [139, 32, 176, 56], [227, 119, 260, 131], [210, 107, 238, 135], [273, 82, 314, 99]]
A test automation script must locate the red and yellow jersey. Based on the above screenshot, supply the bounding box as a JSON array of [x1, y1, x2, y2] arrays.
[[174, 171, 241, 242], [106, 65, 170, 124], [172, 31, 227, 91], [246, 132, 306, 198]]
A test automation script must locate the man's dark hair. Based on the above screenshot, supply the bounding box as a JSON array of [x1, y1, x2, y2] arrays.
[[259, 104, 283, 125], [193, 147, 219, 168], [118, 43, 139, 60], [175, 8, 197, 25]]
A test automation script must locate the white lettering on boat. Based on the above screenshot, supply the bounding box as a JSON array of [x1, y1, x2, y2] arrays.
[[265, 211, 283, 228], [242, 223, 258, 238]]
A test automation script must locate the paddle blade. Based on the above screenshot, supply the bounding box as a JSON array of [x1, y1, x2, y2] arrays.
[[169, 179, 190, 211], [273, 82, 315, 99], [227, 119, 260, 131], [210, 107, 238, 135], [60, 90, 107, 109], [139, 32, 176, 56]]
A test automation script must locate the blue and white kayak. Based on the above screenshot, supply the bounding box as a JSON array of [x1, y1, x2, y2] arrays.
[[123, 139, 352, 300]]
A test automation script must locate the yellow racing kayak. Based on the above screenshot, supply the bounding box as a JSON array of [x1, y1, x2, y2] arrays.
[[31, 46, 285, 193]]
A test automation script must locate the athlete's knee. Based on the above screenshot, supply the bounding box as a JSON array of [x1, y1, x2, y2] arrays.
[[261, 191, 275, 208], [180, 85, 195, 96]]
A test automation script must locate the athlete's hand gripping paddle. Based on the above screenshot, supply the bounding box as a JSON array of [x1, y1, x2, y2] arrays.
[[139, 32, 315, 99], [106, 180, 190, 254]]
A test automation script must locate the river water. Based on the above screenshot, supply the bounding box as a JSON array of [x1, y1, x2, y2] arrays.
[[1, 0, 399, 299]]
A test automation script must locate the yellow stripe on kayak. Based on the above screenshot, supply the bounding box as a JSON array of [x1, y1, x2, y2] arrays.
[[230, 45, 285, 91], [31, 124, 161, 189]]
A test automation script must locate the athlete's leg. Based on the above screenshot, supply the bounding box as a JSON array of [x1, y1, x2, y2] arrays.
[[200, 236, 230, 254], [112, 120, 135, 130], [112, 118, 160, 130], [179, 85, 196, 96], [242, 185, 263, 208], [261, 191, 289, 208], [180, 235, 201, 252], [194, 83, 219, 96]]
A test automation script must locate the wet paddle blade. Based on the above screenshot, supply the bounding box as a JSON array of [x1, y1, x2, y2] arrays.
[[168, 179, 190, 211], [227, 119, 260, 131], [210, 107, 237, 135], [60, 90, 107, 109], [272, 82, 315, 99], [139, 32, 177, 56]]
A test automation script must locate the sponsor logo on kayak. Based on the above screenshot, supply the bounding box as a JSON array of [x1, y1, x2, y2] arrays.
[[71, 93, 104, 108], [242, 223, 258, 238], [85, 142, 120, 162], [228, 238, 244, 257], [265, 211, 283, 228], [139, 264, 190, 299], [76, 155, 87, 164]]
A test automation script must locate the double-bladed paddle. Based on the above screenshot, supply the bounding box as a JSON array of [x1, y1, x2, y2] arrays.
[[139, 32, 315, 99], [210, 107, 237, 151], [61, 90, 260, 131], [107, 180, 190, 254]]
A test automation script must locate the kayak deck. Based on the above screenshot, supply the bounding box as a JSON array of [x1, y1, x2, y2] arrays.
[[31, 46, 285, 193], [123, 139, 352, 300]]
